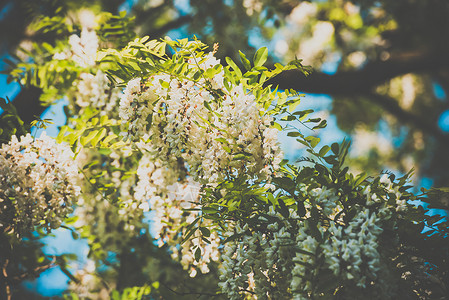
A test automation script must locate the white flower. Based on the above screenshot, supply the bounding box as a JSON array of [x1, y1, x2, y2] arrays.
[[72, 71, 121, 115], [68, 28, 99, 68]]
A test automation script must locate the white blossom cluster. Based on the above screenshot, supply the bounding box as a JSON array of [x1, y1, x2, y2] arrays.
[[321, 209, 383, 286], [219, 177, 408, 298], [68, 28, 99, 68], [0, 133, 80, 237], [291, 219, 320, 299], [123, 51, 285, 276], [73, 194, 147, 251], [292, 180, 408, 298], [379, 173, 408, 211], [119, 77, 157, 139], [219, 207, 298, 299], [53, 25, 124, 115], [53, 26, 99, 68], [72, 70, 122, 115], [119, 52, 282, 185], [308, 185, 339, 216], [134, 155, 220, 276]]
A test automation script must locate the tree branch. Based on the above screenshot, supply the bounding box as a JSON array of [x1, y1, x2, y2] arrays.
[[268, 50, 449, 95], [266, 51, 449, 145], [160, 281, 223, 298], [364, 92, 449, 146], [2, 259, 11, 300]]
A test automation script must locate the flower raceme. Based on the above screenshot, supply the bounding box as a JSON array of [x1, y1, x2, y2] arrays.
[[0, 133, 80, 237], [118, 51, 283, 186], [218, 178, 411, 299]]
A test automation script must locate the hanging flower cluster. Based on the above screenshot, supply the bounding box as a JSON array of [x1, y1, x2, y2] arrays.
[[52, 24, 98, 68], [53, 26, 123, 115], [0, 133, 80, 237], [70, 145, 149, 252], [218, 174, 410, 299], [72, 70, 122, 115], [114, 46, 288, 277], [219, 208, 297, 299], [135, 155, 221, 276], [119, 51, 282, 185], [69, 27, 99, 68]]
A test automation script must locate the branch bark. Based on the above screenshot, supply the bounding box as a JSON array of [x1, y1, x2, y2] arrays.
[[365, 93, 449, 146], [1, 259, 11, 300]]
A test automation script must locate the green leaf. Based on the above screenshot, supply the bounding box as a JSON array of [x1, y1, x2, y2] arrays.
[[305, 136, 320, 148], [80, 130, 98, 146], [203, 100, 212, 111], [91, 128, 107, 147], [215, 137, 228, 144], [222, 145, 232, 153], [278, 198, 290, 218], [202, 207, 217, 214], [140, 35, 150, 43], [354, 172, 367, 186], [56, 126, 68, 143], [331, 142, 339, 155], [193, 70, 203, 81], [312, 120, 327, 130], [199, 227, 211, 237], [307, 216, 322, 243], [71, 230, 79, 240], [297, 201, 306, 217], [318, 145, 330, 157], [253, 47, 268, 68], [185, 217, 200, 232], [282, 116, 297, 122], [182, 227, 197, 244], [267, 193, 277, 205], [273, 177, 296, 194], [233, 153, 248, 161], [239, 50, 251, 71], [288, 99, 301, 112], [225, 57, 242, 78], [272, 122, 282, 131], [307, 118, 321, 123], [223, 232, 244, 244], [194, 247, 201, 262], [287, 131, 302, 137], [102, 134, 117, 146]]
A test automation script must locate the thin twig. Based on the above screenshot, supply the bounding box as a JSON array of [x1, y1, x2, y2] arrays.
[[160, 281, 223, 298], [2, 259, 11, 300]]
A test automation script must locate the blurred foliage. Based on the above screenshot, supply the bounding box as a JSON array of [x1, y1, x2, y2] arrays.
[[0, 97, 28, 143]]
